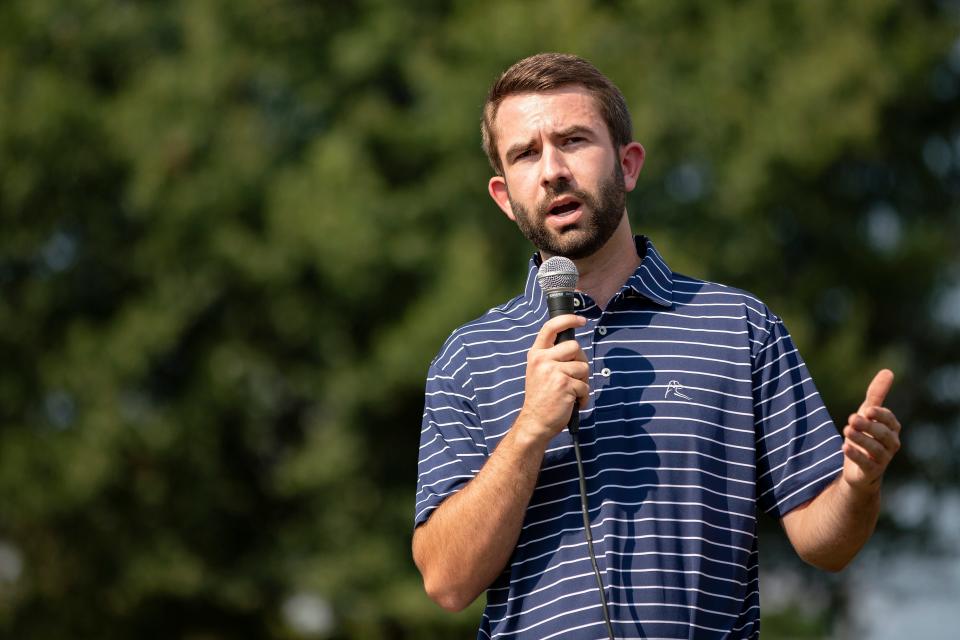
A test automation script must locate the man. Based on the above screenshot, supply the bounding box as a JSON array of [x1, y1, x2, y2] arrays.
[[412, 53, 901, 639]]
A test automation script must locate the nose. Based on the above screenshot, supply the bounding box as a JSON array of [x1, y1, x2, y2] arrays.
[[540, 144, 572, 188]]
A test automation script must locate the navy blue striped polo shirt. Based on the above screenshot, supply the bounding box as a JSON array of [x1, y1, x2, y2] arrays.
[[415, 236, 843, 639]]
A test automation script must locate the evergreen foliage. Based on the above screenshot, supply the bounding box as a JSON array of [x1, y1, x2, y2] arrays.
[[0, 1, 958, 637]]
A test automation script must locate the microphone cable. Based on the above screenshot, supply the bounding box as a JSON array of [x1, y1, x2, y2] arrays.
[[538, 255, 616, 640], [568, 412, 616, 640]]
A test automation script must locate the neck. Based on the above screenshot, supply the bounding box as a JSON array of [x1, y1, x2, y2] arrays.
[[542, 213, 640, 311]]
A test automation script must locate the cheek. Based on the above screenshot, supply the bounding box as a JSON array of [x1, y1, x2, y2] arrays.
[[579, 153, 616, 184], [504, 170, 541, 202]]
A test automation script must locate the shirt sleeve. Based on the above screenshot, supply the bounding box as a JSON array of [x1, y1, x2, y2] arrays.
[[752, 309, 843, 518], [413, 351, 487, 529]]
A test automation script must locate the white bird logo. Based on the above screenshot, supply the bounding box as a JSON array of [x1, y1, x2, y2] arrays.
[[665, 380, 692, 400]]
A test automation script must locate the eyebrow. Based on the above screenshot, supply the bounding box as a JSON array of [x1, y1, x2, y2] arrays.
[[554, 125, 595, 140], [503, 125, 597, 164]]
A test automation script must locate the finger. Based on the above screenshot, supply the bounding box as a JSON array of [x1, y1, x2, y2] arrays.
[[557, 360, 591, 382], [848, 415, 901, 452], [843, 440, 880, 476], [572, 380, 590, 405], [844, 426, 892, 464], [862, 406, 902, 434], [859, 369, 894, 413], [543, 339, 587, 362], [533, 314, 588, 349]]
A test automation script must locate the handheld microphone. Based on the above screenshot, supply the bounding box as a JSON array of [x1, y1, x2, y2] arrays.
[[537, 256, 581, 433], [536, 256, 616, 640]]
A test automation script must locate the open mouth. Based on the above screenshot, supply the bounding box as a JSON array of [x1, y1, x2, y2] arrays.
[[548, 199, 582, 217]]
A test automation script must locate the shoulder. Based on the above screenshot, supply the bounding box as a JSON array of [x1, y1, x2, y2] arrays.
[[430, 293, 538, 372], [670, 273, 784, 348]]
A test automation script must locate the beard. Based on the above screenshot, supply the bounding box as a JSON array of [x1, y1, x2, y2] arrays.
[[508, 161, 626, 260]]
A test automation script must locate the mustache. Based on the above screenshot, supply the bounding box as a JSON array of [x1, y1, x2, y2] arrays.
[[536, 180, 592, 217]]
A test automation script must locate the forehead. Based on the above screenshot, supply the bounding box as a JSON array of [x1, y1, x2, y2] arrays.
[[494, 87, 607, 144]]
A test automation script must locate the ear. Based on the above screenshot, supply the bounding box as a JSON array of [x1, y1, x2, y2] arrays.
[[619, 142, 645, 192], [488, 175, 516, 221]]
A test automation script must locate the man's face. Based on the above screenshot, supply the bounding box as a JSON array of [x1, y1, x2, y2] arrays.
[[488, 87, 627, 260], [509, 160, 625, 261]]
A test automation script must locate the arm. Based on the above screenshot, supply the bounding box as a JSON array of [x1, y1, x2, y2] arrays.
[[781, 369, 902, 571], [412, 314, 589, 611]]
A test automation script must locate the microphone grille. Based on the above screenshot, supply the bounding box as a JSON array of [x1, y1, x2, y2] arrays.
[[537, 256, 579, 292]]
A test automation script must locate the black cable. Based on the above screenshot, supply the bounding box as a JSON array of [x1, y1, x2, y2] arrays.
[[570, 417, 616, 640]]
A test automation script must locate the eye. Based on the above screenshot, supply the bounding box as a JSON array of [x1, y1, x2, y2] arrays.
[[513, 148, 537, 162]]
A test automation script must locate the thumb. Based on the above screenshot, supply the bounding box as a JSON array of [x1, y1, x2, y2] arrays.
[[859, 369, 895, 414]]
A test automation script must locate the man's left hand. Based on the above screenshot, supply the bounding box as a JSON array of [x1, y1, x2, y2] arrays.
[[842, 369, 902, 495]]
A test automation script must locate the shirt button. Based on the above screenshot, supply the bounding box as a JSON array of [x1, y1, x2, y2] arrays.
[[597, 326, 607, 336], [573, 298, 581, 308], [600, 367, 611, 377]]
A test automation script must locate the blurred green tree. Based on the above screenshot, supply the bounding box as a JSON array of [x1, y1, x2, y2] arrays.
[[0, 0, 957, 638]]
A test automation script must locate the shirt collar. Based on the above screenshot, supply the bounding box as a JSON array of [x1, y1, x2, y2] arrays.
[[524, 235, 675, 308]]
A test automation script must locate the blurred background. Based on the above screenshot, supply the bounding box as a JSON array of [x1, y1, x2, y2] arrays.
[[1, 0, 959, 638]]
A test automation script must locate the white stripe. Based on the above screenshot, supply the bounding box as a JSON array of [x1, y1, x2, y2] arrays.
[[522, 481, 754, 521], [416, 458, 470, 484], [604, 308, 763, 331], [756, 405, 829, 445], [759, 424, 840, 467], [671, 281, 766, 307], [759, 447, 842, 498], [639, 263, 671, 297], [471, 360, 528, 378], [752, 359, 805, 392], [755, 330, 789, 357], [418, 432, 441, 450], [439, 291, 545, 350], [773, 465, 842, 513], [751, 375, 813, 408], [465, 324, 595, 349], [672, 301, 767, 310], [626, 382, 753, 401], [492, 582, 754, 628], [593, 366, 750, 385], [595, 413, 754, 440], [436, 343, 464, 372], [476, 388, 525, 409], [450, 357, 469, 378], [752, 346, 800, 378], [475, 381, 754, 414], [535, 462, 754, 491], [647, 251, 673, 281], [598, 338, 750, 352], [424, 389, 475, 402], [515, 503, 755, 553], [754, 390, 822, 427], [420, 418, 482, 436], [418, 443, 454, 466], [491, 604, 601, 639], [602, 352, 750, 367], [757, 425, 837, 479], [608, 324, 751, 337], [540, 437, 755, 472], [488, 409, 757, 442], [474, 373, 525, 393], [488, 551, 753, 598]]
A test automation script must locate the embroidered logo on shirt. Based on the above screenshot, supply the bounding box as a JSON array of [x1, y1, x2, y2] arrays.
[[665, 380, 692, 400]]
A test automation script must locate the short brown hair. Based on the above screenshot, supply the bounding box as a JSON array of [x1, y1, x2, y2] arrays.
[[481, 53, 633, 175]]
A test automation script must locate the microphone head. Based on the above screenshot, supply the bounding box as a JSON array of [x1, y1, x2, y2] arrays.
[[537, 256, 579, 293]]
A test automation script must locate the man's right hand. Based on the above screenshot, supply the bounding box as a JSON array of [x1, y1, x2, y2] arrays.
[[517, 314, 590, 444], [413, 314, 590, 611]]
